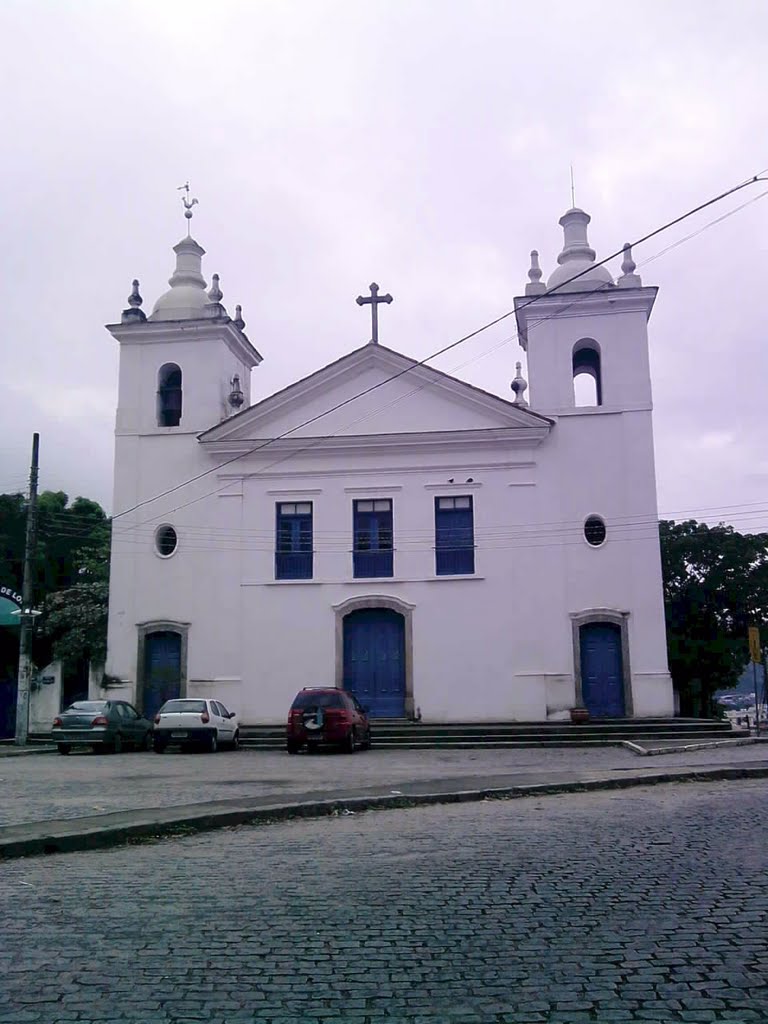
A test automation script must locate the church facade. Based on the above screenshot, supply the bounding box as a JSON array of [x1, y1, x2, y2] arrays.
[[103, 205, 674, 724]]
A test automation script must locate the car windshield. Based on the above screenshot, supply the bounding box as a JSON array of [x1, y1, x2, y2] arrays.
[[159, 700, 207, 714], [66, 701, 108, 713], [291, 691, 345, 709]]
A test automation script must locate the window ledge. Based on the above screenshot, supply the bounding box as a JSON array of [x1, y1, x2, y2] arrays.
[[251, 575, 486, 587]]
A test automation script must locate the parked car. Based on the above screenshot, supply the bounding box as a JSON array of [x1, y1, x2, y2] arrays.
[[286, 687, 371, 754], [153, 698, 239, 753], [52, 700, 153, 755]]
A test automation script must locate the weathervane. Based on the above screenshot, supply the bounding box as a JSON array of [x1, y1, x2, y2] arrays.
[[177, 181, 199, 235]]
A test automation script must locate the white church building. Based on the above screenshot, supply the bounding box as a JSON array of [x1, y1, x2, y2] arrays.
[[104, 202, 674, 724]]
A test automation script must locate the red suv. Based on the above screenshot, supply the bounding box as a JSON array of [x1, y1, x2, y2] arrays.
[[286, 688, 372, 754]]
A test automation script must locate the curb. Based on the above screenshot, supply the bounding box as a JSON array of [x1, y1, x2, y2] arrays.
[[0, 745, 57, 758], [623, 736, 767, 756], [2, 764, 767, 861]]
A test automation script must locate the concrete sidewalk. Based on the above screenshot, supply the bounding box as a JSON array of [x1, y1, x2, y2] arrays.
[[1, 741, 767, 860]]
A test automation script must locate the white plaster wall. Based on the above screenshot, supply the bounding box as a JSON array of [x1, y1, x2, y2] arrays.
[[106, 413, 672, 721], [105, 289, 673, 722], [29, 661, 61, 732]]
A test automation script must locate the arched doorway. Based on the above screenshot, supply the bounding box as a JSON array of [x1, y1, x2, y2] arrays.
[[343, 608, 406, 718], [579, 622, 625, 717], [142, 631, 182, 719]]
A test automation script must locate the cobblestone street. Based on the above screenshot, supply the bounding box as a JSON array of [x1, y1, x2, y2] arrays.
[[2, 778, 767, 1023], [1, 743, 767, 828]]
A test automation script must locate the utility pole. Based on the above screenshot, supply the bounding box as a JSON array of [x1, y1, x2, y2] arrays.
[[14, 433, 40, 746]]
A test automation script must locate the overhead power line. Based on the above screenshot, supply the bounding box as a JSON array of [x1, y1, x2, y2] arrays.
[[106, 168, 768, 523]]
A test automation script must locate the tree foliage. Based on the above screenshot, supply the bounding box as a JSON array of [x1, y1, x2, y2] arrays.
[[659, 519, 768, 712], [0, 491, 111, 668]]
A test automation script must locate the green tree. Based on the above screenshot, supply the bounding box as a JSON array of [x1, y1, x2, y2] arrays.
[[0, 490, 111, 669], [659, 519, 768, 715], [38, 529, 110, 666]]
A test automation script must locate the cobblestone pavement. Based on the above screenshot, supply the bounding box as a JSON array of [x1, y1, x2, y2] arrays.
[[2, 779, 767, 1023], [1, 742, 767, 828]]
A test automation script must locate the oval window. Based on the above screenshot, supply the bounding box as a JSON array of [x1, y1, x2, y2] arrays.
[[584, 515, 606, 546], [155, 525, 178, 557]]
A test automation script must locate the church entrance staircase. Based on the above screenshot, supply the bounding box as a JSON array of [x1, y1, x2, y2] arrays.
[[236, 718, 736, 751]]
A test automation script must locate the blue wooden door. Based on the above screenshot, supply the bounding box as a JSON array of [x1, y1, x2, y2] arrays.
[[143, 631, 182, 719], [580, 623, 625, 717], [343, 609, 405, 718], [0, 625, 19, 739]]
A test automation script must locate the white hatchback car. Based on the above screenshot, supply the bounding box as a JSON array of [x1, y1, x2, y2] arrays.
[[153, 698, 239, 753]]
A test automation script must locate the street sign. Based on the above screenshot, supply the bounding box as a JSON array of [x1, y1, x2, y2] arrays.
[[748, 626, 761, 663]]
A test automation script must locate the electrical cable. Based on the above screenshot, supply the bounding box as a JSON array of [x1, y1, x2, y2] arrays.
[[107, 169, 768, 522]]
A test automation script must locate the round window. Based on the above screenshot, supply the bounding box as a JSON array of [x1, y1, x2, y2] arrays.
[[584, 515, 606, 546], [155, 525, 178, 557]]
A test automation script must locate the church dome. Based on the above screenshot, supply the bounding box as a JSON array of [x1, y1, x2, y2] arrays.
[[546, 208, 614, 293], [149, 236, 209, 321]]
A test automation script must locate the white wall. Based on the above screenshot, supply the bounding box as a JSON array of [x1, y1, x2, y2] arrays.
[[105, 284, 674, 723]]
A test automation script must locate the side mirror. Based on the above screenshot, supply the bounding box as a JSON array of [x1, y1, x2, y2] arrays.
[[229, 712, 236, 719]]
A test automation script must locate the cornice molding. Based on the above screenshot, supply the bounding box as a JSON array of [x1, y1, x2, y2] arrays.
[[106, 318, 262, 368], [200, 425, 550, 460]]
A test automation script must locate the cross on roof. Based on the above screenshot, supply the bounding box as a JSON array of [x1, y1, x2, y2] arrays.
[[356, 282, 393, 345]]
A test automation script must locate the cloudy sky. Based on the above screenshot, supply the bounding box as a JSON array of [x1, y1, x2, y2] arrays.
[[0, 0, 766, 529]]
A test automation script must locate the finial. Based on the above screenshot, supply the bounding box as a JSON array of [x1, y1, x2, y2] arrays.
[[618, 242, 642, 288], [204, 272, 227, 319], [511, 361, 529, 406], [177, 181, 199, 236], [208, 273, 223, 303], [233, 304, 246, 330], [525, 250, 546, 295], [121, 278, 147, 323], [228, 374, 244, 411], [570, 164, 576, 209]]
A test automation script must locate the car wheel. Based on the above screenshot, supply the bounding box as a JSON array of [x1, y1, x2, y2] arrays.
[[361, 730, 372, 751], [343, 729, 356, 754], [208, 732, 218, 753], [154, 739, 167, 754], [231, 730, 240, 751], [286, 741, 300, 755], [112, 733, 123, 755], [57, 744, 70, 756], [142, 732, 153, 751]]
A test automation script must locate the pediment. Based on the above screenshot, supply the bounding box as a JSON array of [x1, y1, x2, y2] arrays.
[[200, 343, 550, 448]]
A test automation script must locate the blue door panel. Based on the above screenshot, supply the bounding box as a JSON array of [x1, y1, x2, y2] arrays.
[[143, 631, 182, 719], [580, 623, 624, 717], [343, 609, 405, 718]]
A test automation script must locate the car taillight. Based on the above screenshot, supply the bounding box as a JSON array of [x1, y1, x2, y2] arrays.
[[326, 709, 350, 723], [91, 715, 108, 726], [201, 711, 210, 723], [154, 714, 161, 725], [53, 717, 62, 728]]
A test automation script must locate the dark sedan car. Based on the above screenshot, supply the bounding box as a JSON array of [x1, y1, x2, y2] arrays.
[[52, 700, 153, 755]]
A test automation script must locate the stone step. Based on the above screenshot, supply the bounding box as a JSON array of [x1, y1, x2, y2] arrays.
[[237, 718, 737, 750]]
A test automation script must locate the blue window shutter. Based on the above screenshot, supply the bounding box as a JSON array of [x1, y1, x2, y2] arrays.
[[275, 504, 313, 579], [353, 501, 394, 578], [435, 498, 475, 575]]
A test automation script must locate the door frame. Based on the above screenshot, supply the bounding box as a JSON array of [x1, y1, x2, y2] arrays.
[[333, 595, 415, 719], [570, 609, 633, 717], [136, 620, 189, 716]]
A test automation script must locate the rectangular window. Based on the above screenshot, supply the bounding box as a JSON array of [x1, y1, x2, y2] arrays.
[[353, 499, 393, 578], [435, 496, 475, 575], [275, 502, 313, 580]]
